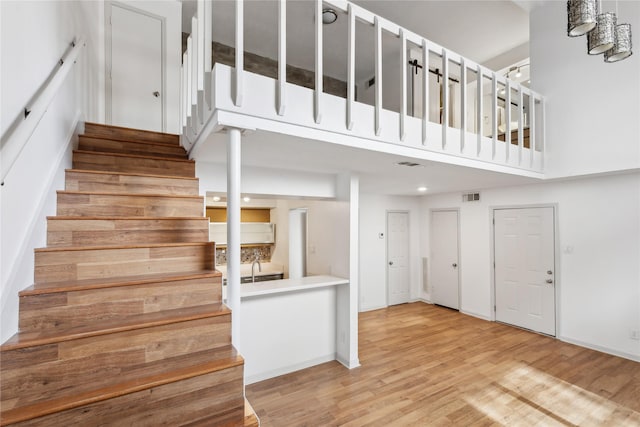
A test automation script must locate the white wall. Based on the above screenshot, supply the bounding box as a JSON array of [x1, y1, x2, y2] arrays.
[[196, 161, 337, 199], [359, 193, 423, 311], [530, 0, 640, 178], [269, 199, 348, 280], [421, 172, 640, 361], [1, 0, 104, 343]]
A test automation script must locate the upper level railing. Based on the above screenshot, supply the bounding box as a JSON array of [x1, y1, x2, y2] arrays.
[[181, 0, 545, 174], [1, 38, 86, 186]]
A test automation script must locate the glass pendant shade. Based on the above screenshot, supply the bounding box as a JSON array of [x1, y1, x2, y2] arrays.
[[605, 24, 633, 62], [588, 12, 617, 54], [567, 0, 598, 36]]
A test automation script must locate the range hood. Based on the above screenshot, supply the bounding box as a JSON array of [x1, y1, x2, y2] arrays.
[[209, 222, 275, 246]]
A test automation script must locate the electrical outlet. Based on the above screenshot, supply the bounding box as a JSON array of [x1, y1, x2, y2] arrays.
[[630, 330, 640, 341]]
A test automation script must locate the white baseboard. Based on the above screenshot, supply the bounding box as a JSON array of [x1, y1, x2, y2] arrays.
[[410, 298, 432, 305], [460, 309, 493, 321], [336, 355, 360, 369], [359, 304, 387, 313], [558, 335, 640, 363], [244, 353, 337, 385]]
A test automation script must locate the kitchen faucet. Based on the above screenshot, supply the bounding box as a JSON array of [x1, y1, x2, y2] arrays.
[[251, 258, 262, 283]]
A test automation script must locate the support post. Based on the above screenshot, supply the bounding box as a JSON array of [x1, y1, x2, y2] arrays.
[[227, 128, 242, 349]]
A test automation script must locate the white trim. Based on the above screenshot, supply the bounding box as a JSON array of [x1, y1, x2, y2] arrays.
[[460, 309, 492, 322], [336, 354, 361, 370], [244, 353, 337, 385], [558, 336, 640, 363]]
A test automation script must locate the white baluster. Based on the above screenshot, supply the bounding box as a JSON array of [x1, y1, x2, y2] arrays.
[[400, 29, 407, 142], [346, 4, 355, 130], [460, 58, 466, 153], [442, 49, 448, 149], [234, 0, 244, 107], [476, 65, 483, 156], [277, 0, 286, 116], [421, 40, 428, 145], [374, 17, 382, 136], [314, 0, 322, 124]]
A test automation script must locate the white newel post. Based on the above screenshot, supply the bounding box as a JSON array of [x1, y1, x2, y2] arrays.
[[227, 128, 242, 349]]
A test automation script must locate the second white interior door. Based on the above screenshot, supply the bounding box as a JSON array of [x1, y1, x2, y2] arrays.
[[387, 211, 410, 305], [430, 210, 460, 309]]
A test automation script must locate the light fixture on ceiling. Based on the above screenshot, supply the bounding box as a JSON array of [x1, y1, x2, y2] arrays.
[[605, 23, 632, 62], [322, 9, 338, 25], [417, 186, 428, 192], [212, 196, 221, 202], [588, 12, 616, 54], [567, 0, 633, 63], [243, 196, 251, 202], [567, 0, 598, 36]]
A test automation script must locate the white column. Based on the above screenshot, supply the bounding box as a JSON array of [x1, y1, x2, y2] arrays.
[[227, 128, 242, 349]]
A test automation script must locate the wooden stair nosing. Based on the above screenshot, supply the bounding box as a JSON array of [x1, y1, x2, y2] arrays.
[[0, 353, 244, 426], [0, 303, 230, 352], [73, 149, 195, 164], [35, 241, 213, 253], [47, 215, 208, 221], [20, 269, 221, 296], [79, 134, 187, 150], [66, 168, 199, 182], [57, 189, 203, 200]]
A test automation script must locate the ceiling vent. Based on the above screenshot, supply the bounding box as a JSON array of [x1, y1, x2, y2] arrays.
[[462, 192, 480, 202], [396, 161, 421, 167]]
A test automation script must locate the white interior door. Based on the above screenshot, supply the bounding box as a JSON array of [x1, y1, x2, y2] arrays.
[[109, 3, 163, 131], [494, 207, 556, 336], [430, 210, 460, 309], [387, 211, 410, 305]]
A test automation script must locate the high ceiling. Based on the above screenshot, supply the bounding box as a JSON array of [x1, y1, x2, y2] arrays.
[[182, 0, 539, 196]]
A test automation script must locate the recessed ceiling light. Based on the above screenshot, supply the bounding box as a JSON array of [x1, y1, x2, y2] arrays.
[[417, 186, 428, 192], [322, 9, 338, 24], [212, 196, 221, 202], [243, 197, 251, 202]]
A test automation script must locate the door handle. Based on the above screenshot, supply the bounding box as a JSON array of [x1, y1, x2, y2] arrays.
[[389, 261, 393, 266], [546, 279, 553, 284], [153, 91, 160, 98], [452, 263, 457, 268], [547, 270, 553, 275]]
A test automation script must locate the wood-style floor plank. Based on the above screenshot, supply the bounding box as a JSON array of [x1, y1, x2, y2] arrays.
[[246, 303, 640, 426]]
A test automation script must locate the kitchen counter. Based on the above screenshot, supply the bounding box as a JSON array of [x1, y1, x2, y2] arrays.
[[241, 275, 348, 298]]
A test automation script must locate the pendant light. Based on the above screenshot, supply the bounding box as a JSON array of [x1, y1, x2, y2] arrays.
[[604, 2, 633, 62], [567, 0, 598, 36], [588, 11, 617, 54]]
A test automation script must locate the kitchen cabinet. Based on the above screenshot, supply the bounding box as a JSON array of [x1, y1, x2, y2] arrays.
[[209, 222, 275, 246]]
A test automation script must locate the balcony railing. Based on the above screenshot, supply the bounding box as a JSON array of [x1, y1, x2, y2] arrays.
[[180, 0, 545, 174]]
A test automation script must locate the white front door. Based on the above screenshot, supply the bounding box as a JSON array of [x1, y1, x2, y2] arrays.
[[430, 210, 460, 309], [108, 3, 163, 132], [494, 207, 556, 336], [387, 211, 410, 305]]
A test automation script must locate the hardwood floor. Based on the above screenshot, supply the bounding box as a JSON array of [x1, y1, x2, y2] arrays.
[[246, 303, 640, 426]]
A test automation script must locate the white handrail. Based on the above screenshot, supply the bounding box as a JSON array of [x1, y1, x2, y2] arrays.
[[1, 37, 86, 186]]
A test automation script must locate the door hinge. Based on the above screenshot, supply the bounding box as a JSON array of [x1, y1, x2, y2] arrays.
[[494, 305, 496, 311], [492, 218, 495, 225]]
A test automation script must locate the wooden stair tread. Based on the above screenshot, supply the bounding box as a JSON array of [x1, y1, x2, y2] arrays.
[[66, 168, 198, 181], [57, 190, 203, 199], [35, 241, 212, 253], [21, 269, 221, 296], [79, 134, 187, 149], [1, 303, 230, 352], [84, 122, 180, 140], [73, 149, 195, 163], [0, 347, 243, 426]]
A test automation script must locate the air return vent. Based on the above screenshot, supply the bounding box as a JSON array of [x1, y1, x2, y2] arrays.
[[462, 192, 480, 202], [396, 161, 421, 167]]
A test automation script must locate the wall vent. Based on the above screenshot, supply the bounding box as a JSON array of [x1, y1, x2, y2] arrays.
[[462, 192, 480, 202], [396, 161, 421, 167]]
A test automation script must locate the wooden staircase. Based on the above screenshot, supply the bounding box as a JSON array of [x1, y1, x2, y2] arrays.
[[0, 123, 259, 426]]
